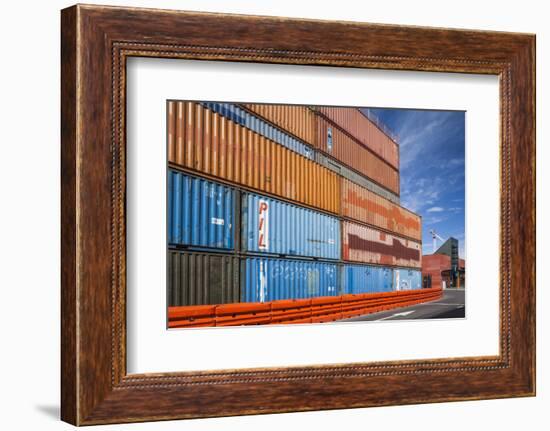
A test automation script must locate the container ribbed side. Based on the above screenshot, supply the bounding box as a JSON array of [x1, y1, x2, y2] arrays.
[[342, 221, 422, 268]]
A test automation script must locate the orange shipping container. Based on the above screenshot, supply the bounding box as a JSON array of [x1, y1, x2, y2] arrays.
[[168, 101, 340, 215], [341, 178, 421, 240], [315, 116, 399, 195], [342, 221, 421, 269], [315, 106, 399, 169], [241, 103, 316, 146]]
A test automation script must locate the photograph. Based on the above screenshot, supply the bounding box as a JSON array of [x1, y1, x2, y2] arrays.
[[51, 2, 535, 426], [166, 101, 466, 328]]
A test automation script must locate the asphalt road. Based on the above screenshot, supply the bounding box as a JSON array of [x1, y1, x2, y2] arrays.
[[340, 289, 465, 322]]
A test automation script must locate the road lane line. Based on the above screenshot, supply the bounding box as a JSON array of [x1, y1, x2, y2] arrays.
[[375, 310, 415, 321]]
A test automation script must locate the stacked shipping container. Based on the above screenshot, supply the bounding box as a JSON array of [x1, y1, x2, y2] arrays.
[[314, 115, 400, 195], [241, 192, 340, 260], [242, 257, 339, 302], [168, 101, 339, 214], [341, 178, 421, 241], [167, 101, 423, 308], [168, 170, 234, 250], [342, 221, 421, 268], [313, 106, 399, 169]]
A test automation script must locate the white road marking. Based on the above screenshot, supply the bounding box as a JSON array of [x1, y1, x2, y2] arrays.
[[376, 310, 415, 321]]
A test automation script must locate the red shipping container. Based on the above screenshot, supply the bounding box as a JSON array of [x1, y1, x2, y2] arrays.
[[314, 116, 399, 195], [315, 106, 399, 169]]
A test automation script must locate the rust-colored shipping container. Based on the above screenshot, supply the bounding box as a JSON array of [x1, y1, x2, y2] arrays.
[[342, 221, 421, 269], [422, 254, 451, 289], [316, 152, 400, 204], [314, 106, 399, 169], [314, 116, 400, 195], [240, 103, 316, 146], [341, 178, 421, 241], [168, 101, 340, 214]]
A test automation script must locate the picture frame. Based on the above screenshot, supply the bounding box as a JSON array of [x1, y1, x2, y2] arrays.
[[60, 4, 535, 425]]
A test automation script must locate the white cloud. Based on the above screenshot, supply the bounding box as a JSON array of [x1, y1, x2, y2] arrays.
[[427, 206, 444, 212], [424, 216, 446, 225]]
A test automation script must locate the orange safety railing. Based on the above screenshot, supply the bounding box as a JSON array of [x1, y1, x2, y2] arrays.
[[168, 287, 443, 328]]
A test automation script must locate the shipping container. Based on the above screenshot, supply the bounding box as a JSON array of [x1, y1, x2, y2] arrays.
[[168, 170, 235, 250], [341, 178, 421, 241], [316, 152, 400, 204], [168, 101, 340, 214], [201, 102, 315, 159], [240, 103, 316, 146], [314, 116, 400, 195], [341, 264, 394, 294], [314, 106, 399, 169], [167, 250, 240, 306], [241, 192, 340, 259], [241, 257, 339, 302], [393, 268, 422, 291], [342, 221, 422, 268]]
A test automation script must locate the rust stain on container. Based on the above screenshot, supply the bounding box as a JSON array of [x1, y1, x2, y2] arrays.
[[314, 106, 399, 170], [170, 102, 340, 214], [342, 221, 421, 268], [314, 116, 399, 195], [341, 178, 421, 240], [241, 103, 316, 145]]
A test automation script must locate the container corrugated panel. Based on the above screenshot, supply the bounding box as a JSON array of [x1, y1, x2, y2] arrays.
[[168, 101, 340, 214], [316, 152, 400, 204], [314, 106, 399, 169], [342, 221, 422, 268], [341, 264, 394, 294], [314, 116, 400, 195], [394, 268, 422, 291], [168, 170, 234, 250], [341, 178, 421, 240], [201, 102, 315, 159], [168, 250, 240, 306], [242, 257, 339, 302], [241, 192, 340, 259], [240, 103, 316, 146]]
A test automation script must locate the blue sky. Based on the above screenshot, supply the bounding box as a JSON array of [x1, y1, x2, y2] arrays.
[[364, 108, 466, 258]]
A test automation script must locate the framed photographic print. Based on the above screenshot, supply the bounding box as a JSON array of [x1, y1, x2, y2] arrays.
[[61, 4, 535, 425]]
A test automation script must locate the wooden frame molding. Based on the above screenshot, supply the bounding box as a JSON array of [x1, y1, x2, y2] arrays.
[[61, 4, 535, 425]]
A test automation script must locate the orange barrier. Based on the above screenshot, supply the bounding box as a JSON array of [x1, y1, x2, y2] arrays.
[[168, 287, 443, 328]]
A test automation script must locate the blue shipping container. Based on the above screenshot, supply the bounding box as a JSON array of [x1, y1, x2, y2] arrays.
[[241, 192, 340, 260], [341, 265, 394, 295], [201, 102, 314, 159], [242, 257, 339, 303], [394, 268, 422, 291], [168, 170, 234, 250]]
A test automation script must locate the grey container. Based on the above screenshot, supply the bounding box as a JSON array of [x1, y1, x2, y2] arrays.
[[168, 250, 240, 306]]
